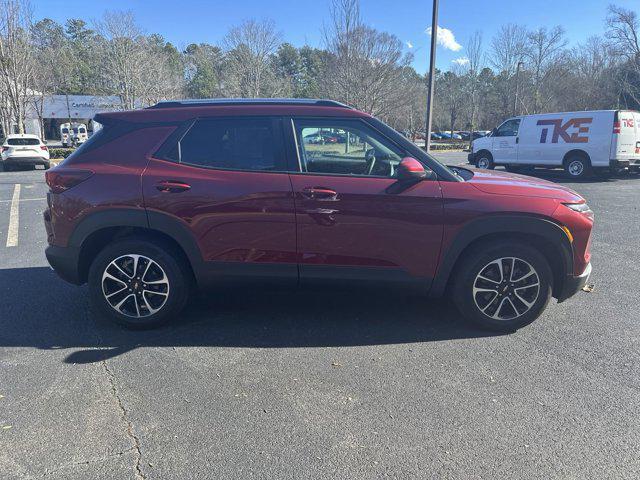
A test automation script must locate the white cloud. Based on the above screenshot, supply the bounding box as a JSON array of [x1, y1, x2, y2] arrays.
[[406, 41, 413, 49], [426, 26, 462, 51], [452, 57, 469, 66]]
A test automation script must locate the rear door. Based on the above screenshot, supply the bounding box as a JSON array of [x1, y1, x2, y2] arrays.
[[143, 116, 297, 284], [287, 117, 443, 288], [491, 118, 521, 164], [614, 111, 640, 164]]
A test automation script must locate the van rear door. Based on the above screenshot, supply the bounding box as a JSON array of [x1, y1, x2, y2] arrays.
[[612, 111, 640, 166]]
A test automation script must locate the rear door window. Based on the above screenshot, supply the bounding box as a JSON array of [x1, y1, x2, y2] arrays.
[[172, 118, 285, 172]]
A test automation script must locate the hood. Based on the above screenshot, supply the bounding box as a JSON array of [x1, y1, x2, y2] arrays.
[[466, 168, 583, 202]]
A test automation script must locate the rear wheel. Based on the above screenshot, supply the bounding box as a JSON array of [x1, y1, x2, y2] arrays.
[[564, 154, 591, 179], [88, 238, 191, 329], [452, 242, 552, 332]]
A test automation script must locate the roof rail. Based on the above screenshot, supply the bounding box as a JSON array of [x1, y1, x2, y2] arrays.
[[147, 98, 352, 109]]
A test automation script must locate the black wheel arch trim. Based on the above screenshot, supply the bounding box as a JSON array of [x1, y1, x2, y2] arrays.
[[429, 214, 574, 298], [68, 208, 206, 280]]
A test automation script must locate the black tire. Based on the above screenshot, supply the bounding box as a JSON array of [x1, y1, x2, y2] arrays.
[[564, 154, 592, 179], [475, 152, 494, 170], [88, 238, 191, 329], [0, 163, 4, 172], [451, 241, 553, 332]]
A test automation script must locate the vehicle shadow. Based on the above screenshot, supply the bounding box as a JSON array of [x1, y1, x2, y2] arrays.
[[495, 166, 640, 184], [0, 267, 500, 365]]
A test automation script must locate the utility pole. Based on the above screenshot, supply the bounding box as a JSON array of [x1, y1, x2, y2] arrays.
[[513, 61, 523, 116], [425, 0, 439, 153]]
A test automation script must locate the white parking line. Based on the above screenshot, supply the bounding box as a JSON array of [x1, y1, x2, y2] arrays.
[[0, 196, 45, 204], [6, 184, 20, 247]]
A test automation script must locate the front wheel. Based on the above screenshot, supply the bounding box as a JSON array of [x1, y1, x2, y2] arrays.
[[476, 154, 494, 170], [452, 242, 552, 332], [88, 238, 191, 329]]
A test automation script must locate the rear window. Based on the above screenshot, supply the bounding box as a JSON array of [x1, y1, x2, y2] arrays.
[[61, 128, 69, 134], [170, 118, 284, 171], [7, 138, 40, 146], [79, 127, 86, 133]]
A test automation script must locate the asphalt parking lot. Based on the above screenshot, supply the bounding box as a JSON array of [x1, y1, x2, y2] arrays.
[[0, 152, 639, 479]]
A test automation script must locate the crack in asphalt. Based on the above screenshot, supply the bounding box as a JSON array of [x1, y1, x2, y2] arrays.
[[100, 359, 146, 480], [89, 303, 146, 480]]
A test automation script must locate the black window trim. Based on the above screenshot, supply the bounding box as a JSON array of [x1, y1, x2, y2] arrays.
[[286, 116, 415, 180], [152, 116, 289, 174]]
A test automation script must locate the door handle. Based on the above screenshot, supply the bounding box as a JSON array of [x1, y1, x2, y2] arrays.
[[301, 187, 338, 200], [155, 181, 191, 193], [516, 137, 519, 144]]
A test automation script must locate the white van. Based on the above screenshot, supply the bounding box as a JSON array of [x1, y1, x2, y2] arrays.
[[72, 123, 88, 145], [469, 110, 640, 178], [60, 122, 71, 147]]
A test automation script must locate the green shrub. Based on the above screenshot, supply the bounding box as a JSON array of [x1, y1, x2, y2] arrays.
[[49, 148, 75, 160]]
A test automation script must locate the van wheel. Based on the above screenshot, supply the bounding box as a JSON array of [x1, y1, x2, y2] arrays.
[[452, 242, 552, 332], [564, 154, 591, 179], [88, 238, 191, 329], [476, 153, 494, 170]]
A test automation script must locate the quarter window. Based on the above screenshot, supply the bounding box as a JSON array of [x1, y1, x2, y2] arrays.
[[293, 119, 404, 177], [173, 118, 283, 171]]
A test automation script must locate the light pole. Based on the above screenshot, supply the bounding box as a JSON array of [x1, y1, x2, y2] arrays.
[[425, 0, 439, 153], [513, 61, 524, 116]]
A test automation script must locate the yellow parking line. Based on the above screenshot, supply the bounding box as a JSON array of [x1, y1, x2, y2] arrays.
[[6, 184, 20, 247]]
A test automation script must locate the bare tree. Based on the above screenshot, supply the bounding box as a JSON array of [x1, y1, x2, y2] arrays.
[[0, 0, 35, 134], [607, 4, 640, 106], [222, 19, 283, 98], [490, 24, 526, 120], [323, 0, 413, 117], [464, 31, 484, 149], [96, 11, 183, 108], [523, 26, 567, 112]]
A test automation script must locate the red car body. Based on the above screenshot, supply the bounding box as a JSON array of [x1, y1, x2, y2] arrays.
[[43, 100, 593, 328]]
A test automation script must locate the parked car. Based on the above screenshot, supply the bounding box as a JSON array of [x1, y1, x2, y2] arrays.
[[440, 132, 463, 140], [430, 132, 443, 140], [44, 98, 593, 332], [1, 134, 50, 171], [469, 110, 640, 178]]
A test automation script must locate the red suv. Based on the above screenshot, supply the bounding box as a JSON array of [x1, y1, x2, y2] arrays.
[[43, 99, 593, 331]]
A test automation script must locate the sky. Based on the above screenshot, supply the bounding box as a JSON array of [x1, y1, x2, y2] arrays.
[[33, 0, 638, 73]]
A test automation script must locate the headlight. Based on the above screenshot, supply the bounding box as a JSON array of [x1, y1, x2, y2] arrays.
[[563, 202, 594, 221]]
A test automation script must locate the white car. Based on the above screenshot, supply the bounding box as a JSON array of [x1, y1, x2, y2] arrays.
[[469, 110, 640, 178], [0, 134, 50, 171]]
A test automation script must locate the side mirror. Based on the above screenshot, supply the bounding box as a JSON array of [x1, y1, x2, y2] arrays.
[[397, 157, 428, 181], [387, 158, 434, 194]]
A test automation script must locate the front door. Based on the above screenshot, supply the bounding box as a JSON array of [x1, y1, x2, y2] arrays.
[[143, 116, 297, 284], [492, 118, 521, 164], [288, 117, 444, 289]]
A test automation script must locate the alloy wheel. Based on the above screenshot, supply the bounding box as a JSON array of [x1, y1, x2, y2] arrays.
[[472, 257, 540, 321], [101, 254, 170, 318]]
